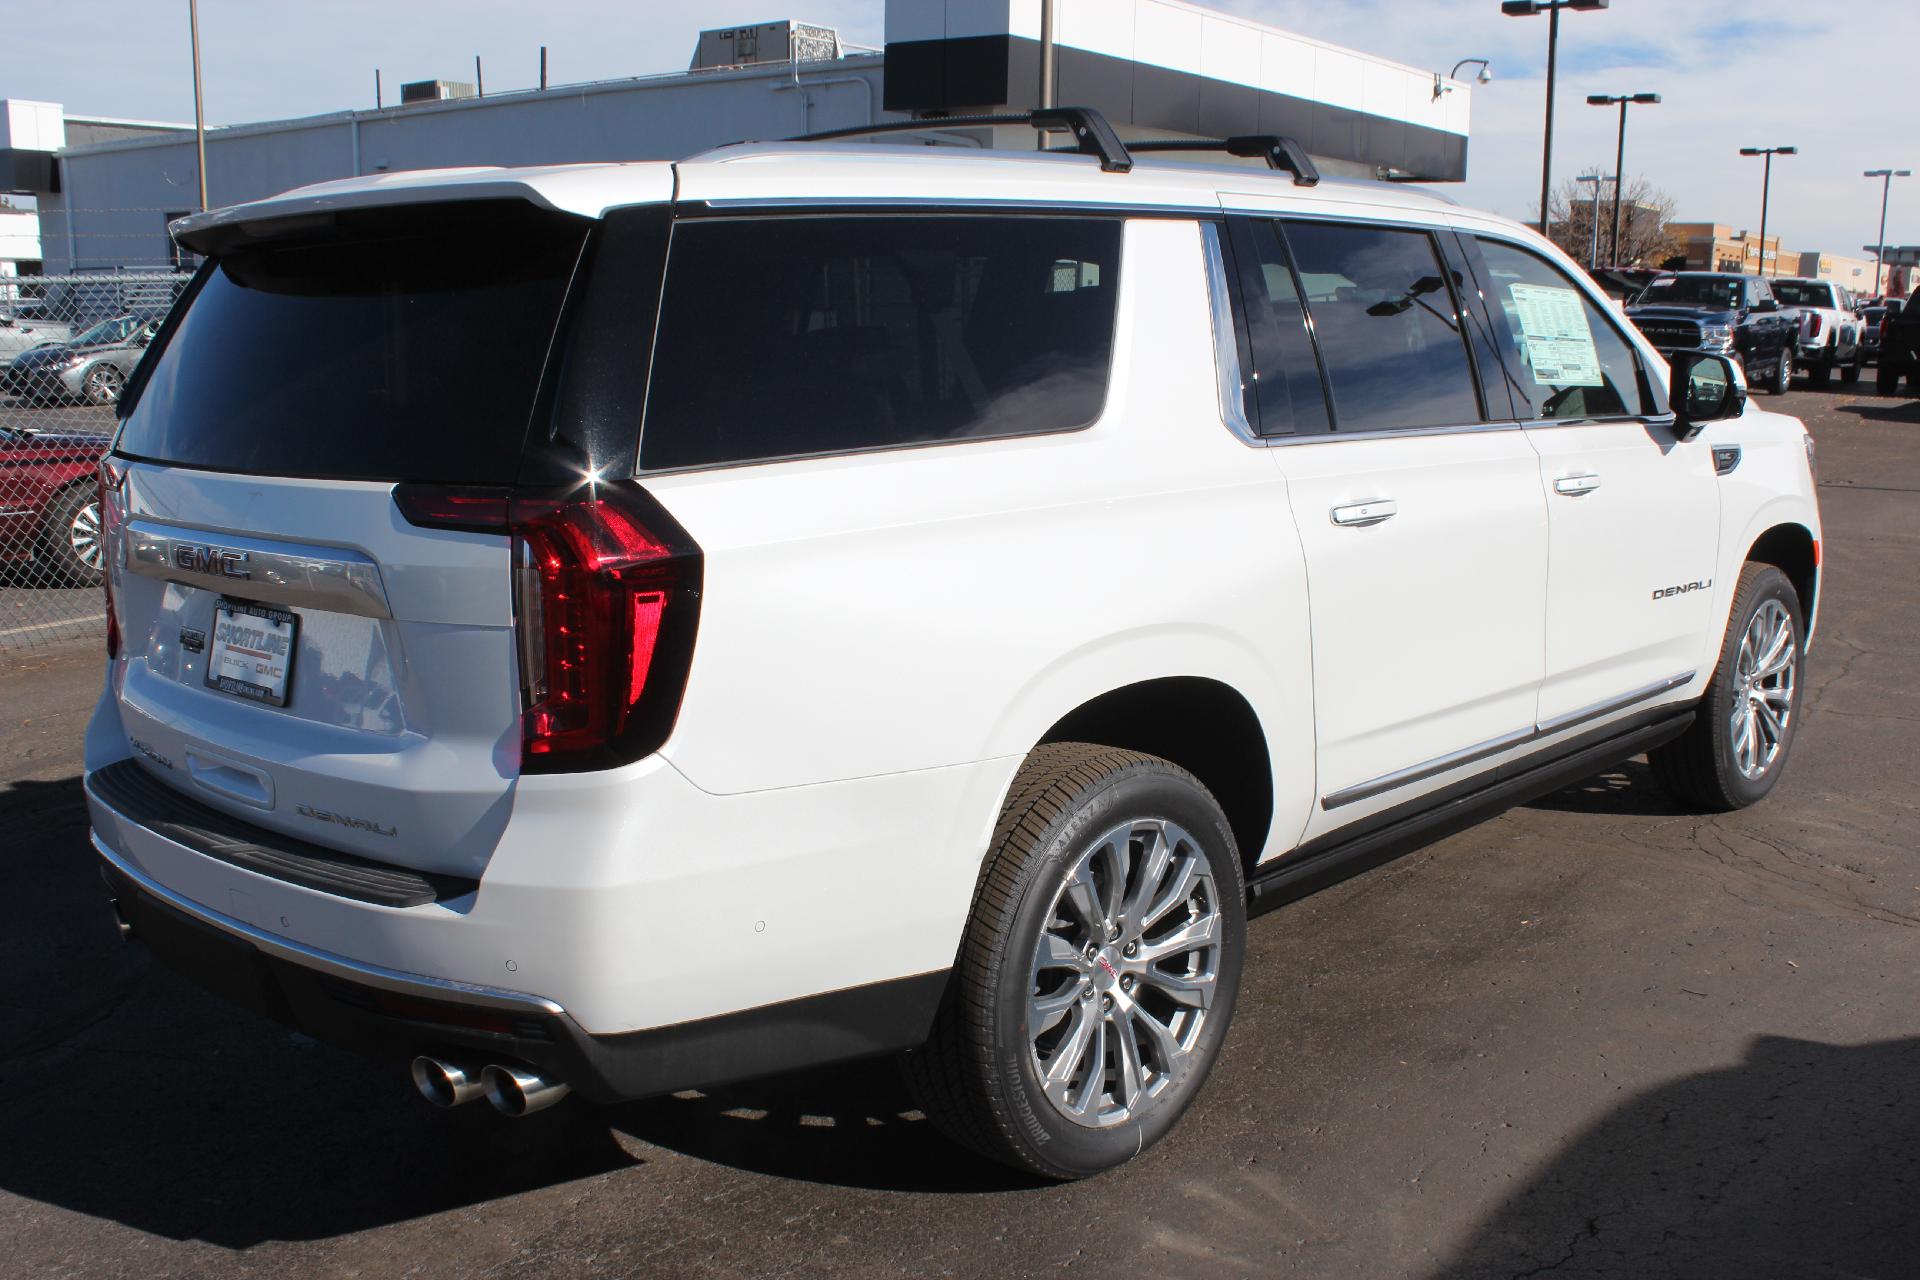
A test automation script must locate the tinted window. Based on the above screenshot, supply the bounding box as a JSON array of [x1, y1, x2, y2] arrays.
[[1772, 280, 1836, 308], [1639, 275, 1744, 308], [639, 216, 1121, 472], [1476, 238, 1648, 421], [1225, 218, 1329, 435], [116, 202, 590, 483], [1281, 221, 1483, 431]]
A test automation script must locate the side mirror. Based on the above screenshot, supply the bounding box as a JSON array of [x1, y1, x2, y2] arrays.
[[1670, 350, 1746, 441]]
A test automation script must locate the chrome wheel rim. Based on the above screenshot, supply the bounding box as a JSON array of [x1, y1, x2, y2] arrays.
[[85, 364, 122, 404], [1027, 817, 1222, 1129], [68, 499, 103, 571], [1730, 599, 1796, 781]]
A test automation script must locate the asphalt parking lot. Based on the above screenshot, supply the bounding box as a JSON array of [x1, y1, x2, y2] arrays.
[[1, 385, 1915, 1279]]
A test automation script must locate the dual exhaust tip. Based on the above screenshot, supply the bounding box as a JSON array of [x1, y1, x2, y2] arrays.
[[410, 1055, 569, 1117]]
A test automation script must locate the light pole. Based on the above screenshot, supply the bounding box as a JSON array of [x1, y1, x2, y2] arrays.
[[1586, 92, 1660, 266], [1575, 173, 1614, 269], [188, 0, 208, 210], [1865, 168, 1912, 295], [1502, 0, 1611, 235], [1739, 146, 1797, 277]]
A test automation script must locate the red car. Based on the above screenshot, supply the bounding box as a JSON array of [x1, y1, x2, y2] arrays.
[[0, 424, 111, 585]]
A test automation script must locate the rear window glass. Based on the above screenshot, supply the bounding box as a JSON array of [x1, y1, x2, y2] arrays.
[[638, 215, 1122, 472], [115, 202, 590, 483]]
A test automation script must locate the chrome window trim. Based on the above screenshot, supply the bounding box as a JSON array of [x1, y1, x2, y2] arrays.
[[89, 825, 567, 1017], [1198, 221, 1260, 445], [125, 518, 393, 619], [1322, 671, 1695, 810]]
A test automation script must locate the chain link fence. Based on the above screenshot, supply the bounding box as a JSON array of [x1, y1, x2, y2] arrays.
[[2, 267, 194, 652]]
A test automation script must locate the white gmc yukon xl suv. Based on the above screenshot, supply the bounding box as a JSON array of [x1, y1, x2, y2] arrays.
[[84, 111, 1820, 1179]]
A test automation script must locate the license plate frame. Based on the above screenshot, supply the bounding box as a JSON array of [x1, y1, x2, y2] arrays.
[[204, 598, 299, 707]]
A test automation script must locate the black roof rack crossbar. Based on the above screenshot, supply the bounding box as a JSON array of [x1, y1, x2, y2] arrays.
[[1124, 136, 1322, 186], [785, 107, 1134, 173]]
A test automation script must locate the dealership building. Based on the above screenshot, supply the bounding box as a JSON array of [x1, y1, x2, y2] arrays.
[[1, 0, 1476, 274]]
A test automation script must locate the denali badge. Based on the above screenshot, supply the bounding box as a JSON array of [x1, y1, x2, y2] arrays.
[[295, 803, 397, 838], [128, 737, 174, 770], [1653, 579, 1713, 600], [172, 543, 252, 579]]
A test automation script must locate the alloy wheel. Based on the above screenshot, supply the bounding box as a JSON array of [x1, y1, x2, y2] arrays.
[[68, 499, 104, 571], [1730, 598, 1796, 780], [84, 364, 124, 405], [1027, 817, 1222, 1129]]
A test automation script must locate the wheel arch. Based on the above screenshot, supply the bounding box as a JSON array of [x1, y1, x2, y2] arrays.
[[1745, 521, 1818, 625], [1035, 676, 1275, 876]]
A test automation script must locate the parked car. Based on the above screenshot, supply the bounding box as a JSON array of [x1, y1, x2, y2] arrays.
[[1877, 296, 1920, 396], [1626, 271, 1797, 394], [1862, 304, 1891, 365], [83, 114, 1820, 1180], [0, 304, 73, 359], [2, 312, 161, 405], [1769, 277, 1866, 386], [0, 424, 111, 584]]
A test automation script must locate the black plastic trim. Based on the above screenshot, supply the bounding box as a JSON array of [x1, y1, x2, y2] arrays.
[[102, 854, 949, 1105], [1248, 703, 1696, 915], [88, 760, 474, 908]]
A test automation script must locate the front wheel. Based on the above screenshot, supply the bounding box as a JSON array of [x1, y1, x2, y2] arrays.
[[1764, 348, 1792, 396], [1650, 563, 1804, 811], [904, 743, 1246, 1180], [81, 362, 124, 406]]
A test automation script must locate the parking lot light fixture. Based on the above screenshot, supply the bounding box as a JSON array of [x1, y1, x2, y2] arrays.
[[1740, 146, 1798, 277], [1587, 92, 1660, 266], [1504, 0, 1613, 235], [1865, 168, 1913, 295]]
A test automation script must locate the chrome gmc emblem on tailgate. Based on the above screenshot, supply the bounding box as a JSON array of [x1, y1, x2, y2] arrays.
[[171, 544, 252, 579]]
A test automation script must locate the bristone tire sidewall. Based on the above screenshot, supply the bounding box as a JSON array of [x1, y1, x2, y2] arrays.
[[1705, 570, 1805, 807], [989, 770, 1246, 1179]]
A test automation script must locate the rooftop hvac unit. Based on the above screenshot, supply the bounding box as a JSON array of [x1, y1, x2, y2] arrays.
[[691, 20, 841, 71], [399, 79, 477, 106]]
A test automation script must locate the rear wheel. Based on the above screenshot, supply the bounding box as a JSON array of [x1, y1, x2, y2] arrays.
[[1650, 563, 1804, 811], [40, 485, 104, 586], [903, 743, 1245, 1180], [1808, 363, 1831, 389], [1841, 355, 1863, 384], [81, 362, 124, 406]]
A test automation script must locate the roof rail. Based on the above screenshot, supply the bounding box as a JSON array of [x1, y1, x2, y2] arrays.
[[1125, 136, 1321, 187], [787, 107, 1134, 173]]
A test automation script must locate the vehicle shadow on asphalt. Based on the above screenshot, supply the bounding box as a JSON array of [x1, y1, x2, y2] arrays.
[[1430, 1033, 1920, 1277], [1523, 760, 1687, 818], [1836, 397, 1920, 424], [0, 774, 641, 1249], [604, 1062, 1041, 1194]]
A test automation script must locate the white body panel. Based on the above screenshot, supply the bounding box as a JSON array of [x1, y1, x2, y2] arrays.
[[88, 143, 1822, 1054]]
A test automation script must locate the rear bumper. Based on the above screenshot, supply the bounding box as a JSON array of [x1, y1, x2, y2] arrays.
[[98, 837, 947, 1103]]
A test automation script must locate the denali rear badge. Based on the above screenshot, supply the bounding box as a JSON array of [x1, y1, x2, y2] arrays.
[[128, 737, 173, 770], [172, 543, 252, 579], [1653, 578, 1713, 600], [295, 803, 397, 838]]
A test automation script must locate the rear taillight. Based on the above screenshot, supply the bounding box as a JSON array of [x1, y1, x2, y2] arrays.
[[98, 458, 125, 659], [396, 482, 702, 773]]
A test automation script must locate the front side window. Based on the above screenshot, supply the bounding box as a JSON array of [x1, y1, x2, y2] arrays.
[[1476, 238, 1650, 421], [639, 215, 1122, 472], [1280, 221, 1483, 432]]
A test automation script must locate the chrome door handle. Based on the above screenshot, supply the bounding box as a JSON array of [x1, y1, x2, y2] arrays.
[[1553, 474, 1602, 497], [1330, 499, 1397, 527]]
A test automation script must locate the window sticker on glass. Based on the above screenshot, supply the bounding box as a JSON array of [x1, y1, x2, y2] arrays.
[[1508, 283, 1605, 387]]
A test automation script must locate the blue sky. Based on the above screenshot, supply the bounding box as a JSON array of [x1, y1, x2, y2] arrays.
[[6, 0, 1917, 262]]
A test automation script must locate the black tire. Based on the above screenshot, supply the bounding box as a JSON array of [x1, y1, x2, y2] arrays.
[[1841, 357, 1862, 385], [81, 362, 124, 406], [39, 485, 105, 587], [1650, 564, 1805, 812], [1807, 363, 1831, 389], [1879, 362, 1902, 396], [1764, 347, 1792, 396], [903, 742, 1246, 1180]]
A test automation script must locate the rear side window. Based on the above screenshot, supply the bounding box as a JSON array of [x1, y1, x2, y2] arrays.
[[638, 216, 1121, 472], [1475, 238, 1650, 421], [116, 202, 591, 483], [1224, 218, 1330, 435], [1281, 221, 1484, 432]]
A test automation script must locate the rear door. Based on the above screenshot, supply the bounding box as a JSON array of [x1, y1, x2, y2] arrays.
[[1467, 234, 1720, 728], [1228, 215, 1549, 839], [101, 200, 600, 879]]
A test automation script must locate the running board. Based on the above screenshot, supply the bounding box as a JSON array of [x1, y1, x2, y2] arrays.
[[1247, 705, 1695, 917]]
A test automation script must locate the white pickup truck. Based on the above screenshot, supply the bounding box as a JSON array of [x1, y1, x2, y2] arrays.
[[1772, 277, 1865, 386]]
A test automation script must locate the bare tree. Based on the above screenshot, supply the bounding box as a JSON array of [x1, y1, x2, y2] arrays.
[[1536, 172, 1679, 270]]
